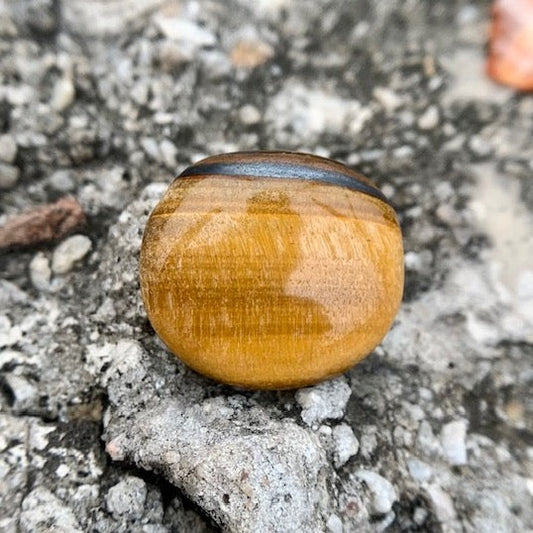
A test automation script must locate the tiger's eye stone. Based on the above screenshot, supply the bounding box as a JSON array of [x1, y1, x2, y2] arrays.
[[140, 152, 404, 389]]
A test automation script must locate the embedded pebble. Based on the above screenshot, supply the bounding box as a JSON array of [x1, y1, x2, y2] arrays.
[[0, 162, 20, 189], [56, 464, 70, 478], [130, 81, 149, 106], [326, 513, 343, 533], [0, 315, 22, 348], [105, 476, 148, 520], [426, 484, 457, 522], [94, 297, 117, 323], [407, 457, 433, 483], [413, 506, 428, 525], [29, 422, 55, 451], [295, 377, 352, 426], [373, 86, 402, 111], [266, 81, 372, 142], [51, 235, 92, 274], [417, 420, 442, 457], [199, 50, 233, 80], [159, 138, 178, 168], [355, 470, 397, 515], [440, 419, 468, 466], [2, 373, 38, 407], [158, 40, 189, 70], [0, 281, 28, 306], [29, 252, 52, 292], [20, 487, 82, 533], [332, 424, 359, 467], [417, 105, 439, 130], [239, 104, 262, 125], [0, 134, 17, 163], [141, 137, 160, 161], [469, 135, 492, 157], [153, 15, 216, 57], [49, 170, 75, 192], [51, 76, 76, 112], [404, 250, 433, 272], [231, 39, 274, 68], [63, 0, 166, 36]]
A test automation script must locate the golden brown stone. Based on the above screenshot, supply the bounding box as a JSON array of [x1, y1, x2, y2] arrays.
[[140, 152, 404, 389]]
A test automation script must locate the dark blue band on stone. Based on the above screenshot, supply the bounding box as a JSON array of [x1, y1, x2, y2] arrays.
[[179, 161, 391, 206]]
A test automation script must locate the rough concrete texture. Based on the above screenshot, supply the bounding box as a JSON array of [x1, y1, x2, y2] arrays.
[[0, 0, 532, 532]]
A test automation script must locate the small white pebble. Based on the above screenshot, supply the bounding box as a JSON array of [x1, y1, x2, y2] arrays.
[[130, 82, 149, 106], [381, 183, 395, 199], [356, 470, 397, 515], [3, 373, 37, 405], [106, 476, 147, 520], [52, 235, 92, 274], [426, 484, 457, 522], [56, 464, 70, 478], [239, 104, 262, 125], [318, 425, 332, 436], [373, 87, 402, 112], [159, 139, 178, 168], [468, 135, 492, 157], [0, 162, 20, 189], [413, 506, 428, 525], [295, 377, 352, 426], [0, 315, 22, 348], [29, 252, 52, 292], [0, 134, 17, 163], [51, 76, 75, 112], [436, 204, 459, 225], [141, 137, 160, 161], [49, 170, 75, 192], [332, 424, 359, 467], [440, 419, 468, 466], [392, 145, 413, 159], [326, 513, 343, 533], [417, 106, 439, 130], [407, 457, 433, 483]]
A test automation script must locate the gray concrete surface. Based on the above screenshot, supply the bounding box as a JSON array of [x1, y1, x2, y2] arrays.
[[0, 1, 532, 531]]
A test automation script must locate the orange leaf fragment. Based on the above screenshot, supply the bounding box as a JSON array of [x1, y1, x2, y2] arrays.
[[487, 0, 533, 91]]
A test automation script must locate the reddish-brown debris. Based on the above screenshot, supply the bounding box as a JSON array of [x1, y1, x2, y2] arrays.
[[487, 0, 533, 91], [0, 197, 86, 249]]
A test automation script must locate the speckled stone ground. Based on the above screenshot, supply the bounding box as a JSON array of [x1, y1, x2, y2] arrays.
[[0, 1, 532, 532]]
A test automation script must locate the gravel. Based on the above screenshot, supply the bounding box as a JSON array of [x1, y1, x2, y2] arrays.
[[29, 251, 52, 291], [440, 419, 469, 466], [0, 134, 17, 163], [51, 234, 92, 274], [331, 423, 360, 468], [0, 1, 532, 532], [20, 487, 83, 533], [106, 476, 148, 520], [355, 470, 397, 515], [295, 377, 352, 426], [417, 105, 440, 130], [0, 162, 20, 189]]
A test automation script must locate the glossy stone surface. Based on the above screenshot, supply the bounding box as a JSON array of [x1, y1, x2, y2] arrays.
[[140, 152, 404, 389]]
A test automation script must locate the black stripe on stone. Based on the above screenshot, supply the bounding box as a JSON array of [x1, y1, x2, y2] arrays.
[[179, 161, 391, 205]]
